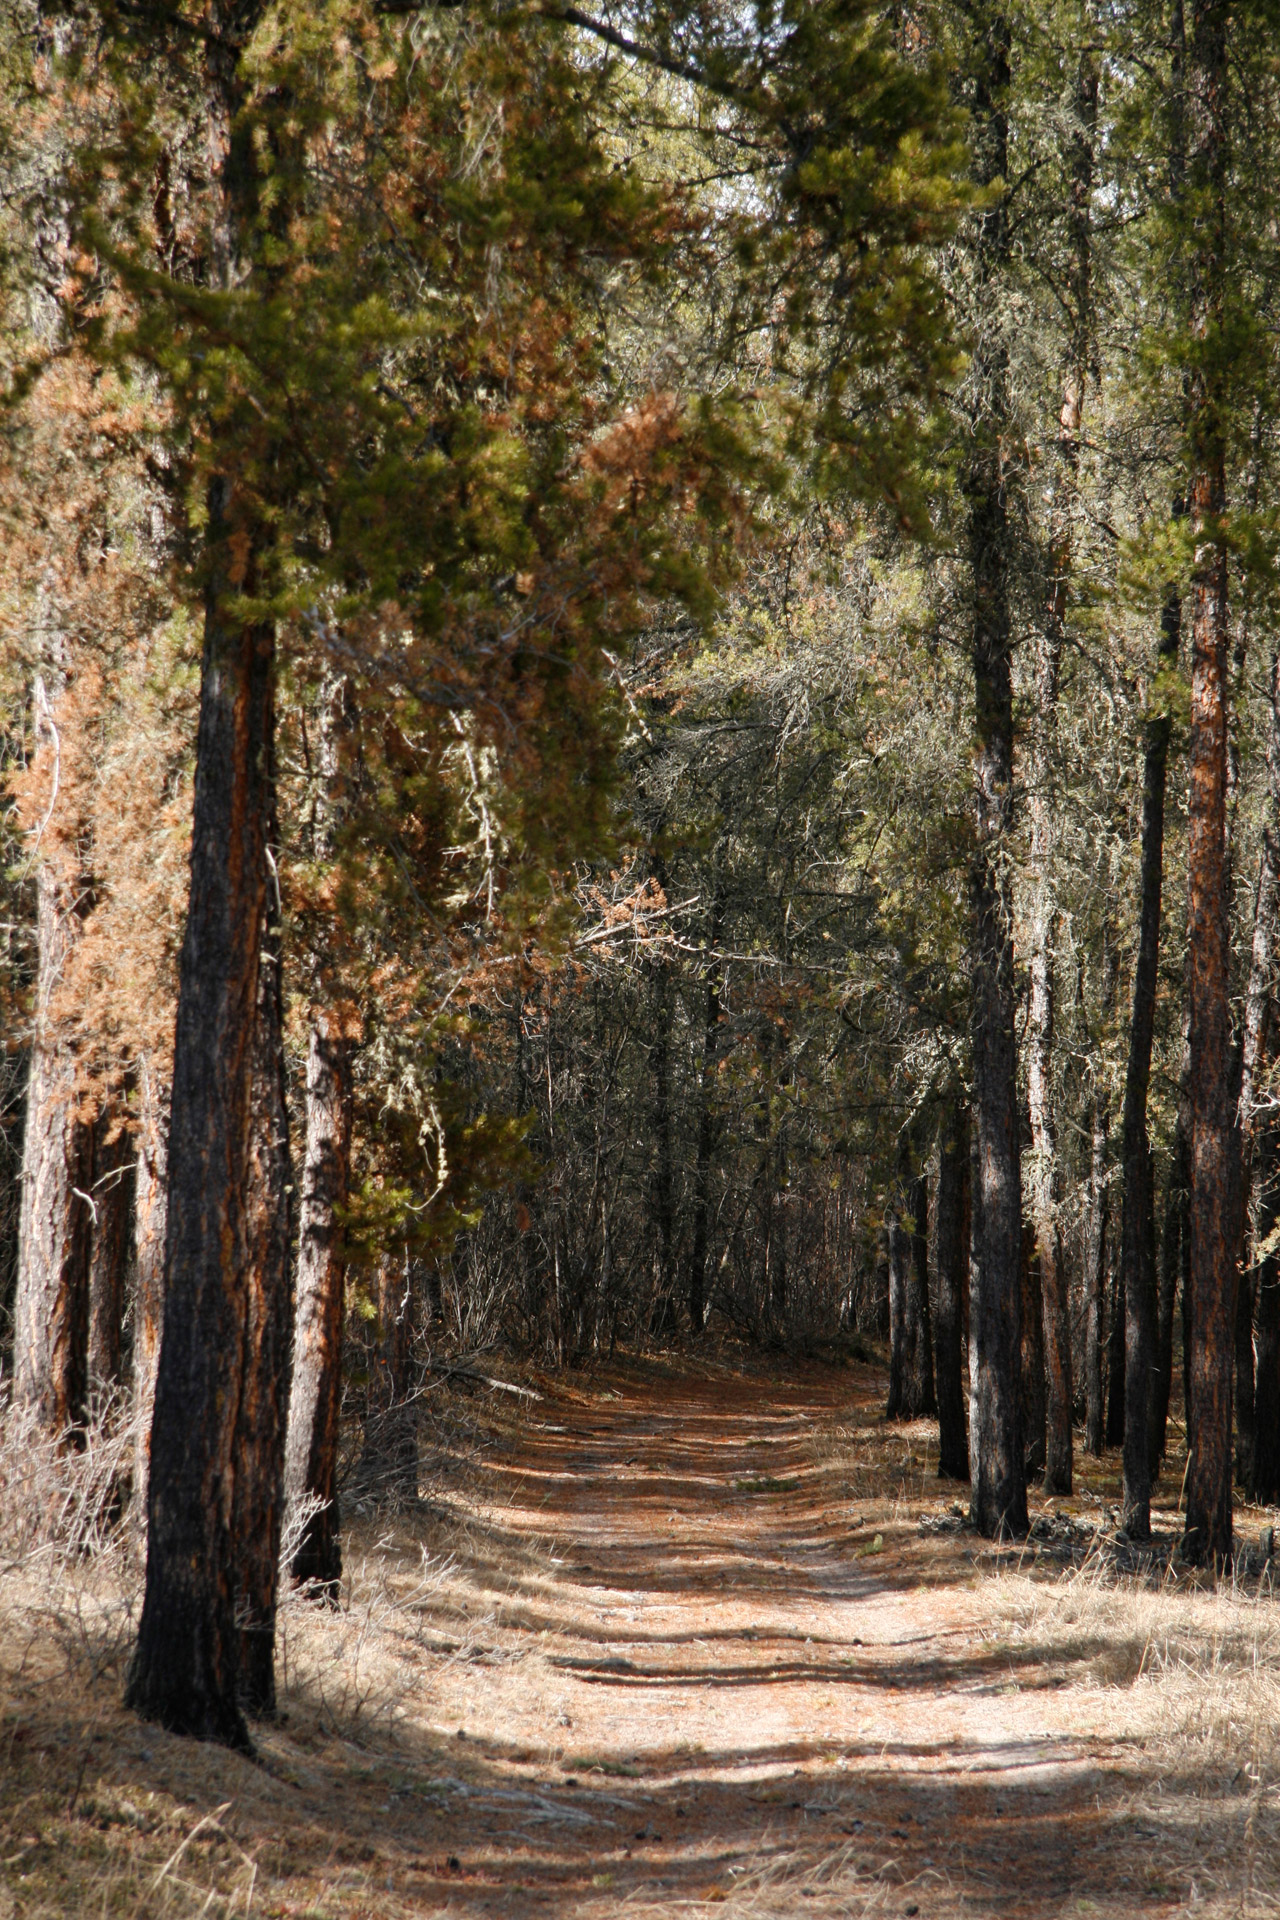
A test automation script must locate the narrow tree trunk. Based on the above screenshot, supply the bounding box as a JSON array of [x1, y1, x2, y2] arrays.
[[131, 1058, 168, 1526], [648, 959, 678, 1336], [907, 1169, 935, 1416], [934, 1104, 970, 1479], [13, 686, 94, 1433], [284, 1012, 353, 1595], [1150, 1123, 1188, 1469], [86, 1096, 135, 1399], [1119, 578, 1180, 1535], [1021, 1228, 1046, 1480], [964, 7, 1026, 1542], [1181, 0, 1234, 1565], [1027, 49, 1094, 1499], [886, 1193, 909, 1420], [1251, 1108, 1280, 1501], [232, 796, 294, 1718], [1084, 1088, 1110, 1456]]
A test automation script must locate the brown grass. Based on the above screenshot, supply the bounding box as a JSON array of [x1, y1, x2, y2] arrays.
[[3, 1355, 1280, 1917]]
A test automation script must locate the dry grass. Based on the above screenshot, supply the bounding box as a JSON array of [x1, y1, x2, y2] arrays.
[[8, 1360, 1280, 1916]]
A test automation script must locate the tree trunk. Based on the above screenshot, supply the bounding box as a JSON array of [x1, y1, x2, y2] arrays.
[[1151, 1121, 1188, 1470], [1084, 1087, 1109, 1457], [934, 1104, 970, 1479], [131, 1058, 169, 1526], [232, 789, 294, 1718], [125, 6, 282, 1745], [647, 959, 679, 1336], [1181, 0, 1234, 1570], [125, 485, 274, 1747], [886, 1194, 909, 1420], [964, 8, 1026, 1542], [907, 1169, 935, 1417], [1251, 1109, 1280, 1502], [1020, 1227, 1046, 1481], [86, 1095, 135, 1400], [1119, 577, 1180, 1535], [1027, 47, 1094, 1499], [13, 684, 95, 1433], [284, 1011, 353, 1595]]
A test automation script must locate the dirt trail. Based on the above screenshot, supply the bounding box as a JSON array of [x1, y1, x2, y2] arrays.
[[3, 1355, 1203, 1918], [373, 1359, 1166, 1917]]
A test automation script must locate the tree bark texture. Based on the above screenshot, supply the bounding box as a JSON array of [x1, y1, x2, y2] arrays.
[[284, 1012, 353, 1594], [1252, 1111, 1280, 1501], [1151, 1121, 1189, 1470], [1181, 0, 1235, 1569], [125, 482, 275, 1750], [1084, 1087, 1109, 1457], [131, 1059, 169, 1526], [232, 803, 294, 1718], [86, 1097, 135, 1398], [14, 838, 95, 1431], [965, 9, 1026, 1540], [1020, 1227, 1046, 1480], [908, 1170, 935, 1416], [1119, 581, 1179, 1535], [886, 1196, 909, 1420], [1026, 48, 1094, 1499], [934, 1105, 970, 1479], [689, 871, 724, 1334]]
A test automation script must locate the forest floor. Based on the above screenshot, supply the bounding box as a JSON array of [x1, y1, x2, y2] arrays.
[[4, 1351, 1280, 1918]]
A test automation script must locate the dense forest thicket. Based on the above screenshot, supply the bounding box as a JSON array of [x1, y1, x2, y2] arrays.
[[3, 0, 1280, 1746]]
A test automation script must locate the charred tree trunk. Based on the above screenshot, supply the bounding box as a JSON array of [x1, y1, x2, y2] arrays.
[[232, 787, 294, 1719], [1119, 576, 1179, 1535], [284, 1012, 353, 1595], [647, 959, 678, 1336], [934, 1105, 970, 1479], [964, 8, 1026, 1542]]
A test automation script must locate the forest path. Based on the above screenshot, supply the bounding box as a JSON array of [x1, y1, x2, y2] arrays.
[[359, 1356, 1174, 1918]]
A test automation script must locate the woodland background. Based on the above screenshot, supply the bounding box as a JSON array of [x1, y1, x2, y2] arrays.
[[0, 0, 1277, 1748]]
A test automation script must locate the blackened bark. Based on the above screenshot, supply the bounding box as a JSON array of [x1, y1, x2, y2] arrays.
[[1084, 1089, 1109, 1456], [284, 1013, 352, 1594], [125, 482, 274, 1750], [964, 8, 1026, 1541], [934, 1105, 970, 1479], [1105, 1255, 1125, 1447], [132, 1059, 168, 1525], [1119, 581, 1179, 1534], [232, 790, 294, 1718]]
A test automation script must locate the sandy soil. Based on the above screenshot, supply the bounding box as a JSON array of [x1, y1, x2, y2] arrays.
[[0, 1353, 1260, 1917]]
